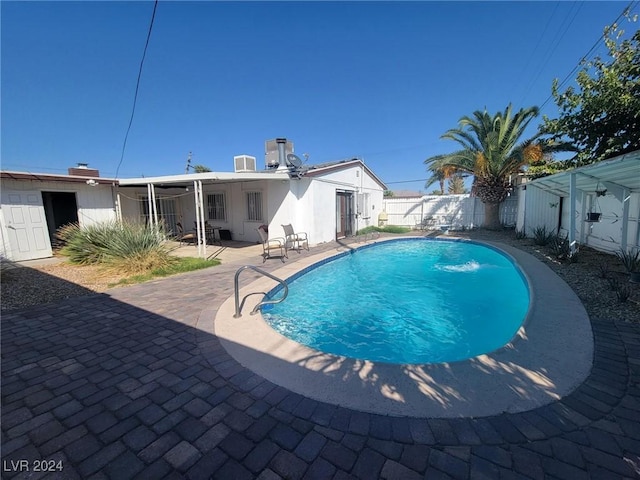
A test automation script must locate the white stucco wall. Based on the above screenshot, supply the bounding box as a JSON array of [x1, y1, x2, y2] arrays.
[[0, 178, 117, 261], [301, 164, 384, 244]]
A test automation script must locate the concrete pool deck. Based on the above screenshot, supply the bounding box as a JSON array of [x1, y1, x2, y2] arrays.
[[2, 233, 639, 478], [214, 237, 594, 418]]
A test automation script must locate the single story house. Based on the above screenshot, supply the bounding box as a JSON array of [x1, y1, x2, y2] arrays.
[[1, 147, 387, 261], [117, 155, 387, 256]]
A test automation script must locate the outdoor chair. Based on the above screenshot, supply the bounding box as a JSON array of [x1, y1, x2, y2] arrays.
[[257, 225, 287, 262], [282, 224, 309, 253], [176, 222, 197, 246]]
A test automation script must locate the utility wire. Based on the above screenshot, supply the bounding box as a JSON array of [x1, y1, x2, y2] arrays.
[[515, 3, 560, 105], [539, 0, 638, 112], [519, 1, 583, 107], [115, 0, 159, 180]]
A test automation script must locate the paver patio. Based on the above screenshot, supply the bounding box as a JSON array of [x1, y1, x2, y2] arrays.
[[2, 237, 640, 479]]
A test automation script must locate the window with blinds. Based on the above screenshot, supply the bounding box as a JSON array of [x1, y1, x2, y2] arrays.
[[207, 193, 226, 221], [246, 191, 263, 222]]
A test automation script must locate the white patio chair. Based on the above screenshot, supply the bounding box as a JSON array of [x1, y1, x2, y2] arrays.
[[282, 224, 309, 253], [257, 225, 287, 262]]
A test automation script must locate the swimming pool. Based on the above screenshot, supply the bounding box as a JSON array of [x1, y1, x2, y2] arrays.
[[263, 238, 530, 364]]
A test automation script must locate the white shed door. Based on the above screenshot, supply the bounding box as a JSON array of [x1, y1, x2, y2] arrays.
[[2, 191, 52, 261]]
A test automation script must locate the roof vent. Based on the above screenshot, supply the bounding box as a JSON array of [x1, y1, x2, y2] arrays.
[[234, 155, 257, 172]]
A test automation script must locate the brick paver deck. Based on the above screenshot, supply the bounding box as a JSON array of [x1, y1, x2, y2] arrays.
[[2, 238, 639, 479]]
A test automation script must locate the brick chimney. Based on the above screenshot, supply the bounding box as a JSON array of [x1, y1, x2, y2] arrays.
[[68, 163, 99, 177]]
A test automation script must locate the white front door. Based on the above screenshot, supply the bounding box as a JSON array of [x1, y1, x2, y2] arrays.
[[1, 190, 52, 261]]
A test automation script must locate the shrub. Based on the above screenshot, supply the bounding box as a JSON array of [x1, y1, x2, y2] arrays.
[[608, 277, 620, 291], [356, 225, 411, 235], [548, 234, 579, 263], [532, 226, 555, 246], [616, 285, 631, 303], [596, 261, 610, 279], [58, 221, 176, 275], [514, 228, 527, 240], [615, 248, 640, 273]]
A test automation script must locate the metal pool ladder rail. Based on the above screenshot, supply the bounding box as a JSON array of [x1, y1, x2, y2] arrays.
[[233, 265, 288, 318]]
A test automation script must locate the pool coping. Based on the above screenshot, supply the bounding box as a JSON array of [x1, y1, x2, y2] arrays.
[[213, 237, 594, 418]]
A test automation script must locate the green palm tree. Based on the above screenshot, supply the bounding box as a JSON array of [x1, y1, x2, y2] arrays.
[[425, 104, 568, 229], [424, 158, 455, 195]]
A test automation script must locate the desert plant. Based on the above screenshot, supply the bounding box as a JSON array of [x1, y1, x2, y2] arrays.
[[57, 221, 176, 275], [356, 225, 411, 235], [608, 277, 620, 291], [615, 248, 640, 273], [596, 261, 611, 279], [616, 285, 632, 303], [514, 228, 527, 240], [549, 234, 580, 264], [532, 226, 554, 246]]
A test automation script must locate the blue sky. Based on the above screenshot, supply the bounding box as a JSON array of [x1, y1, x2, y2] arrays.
[[2, 1, 635, 192]]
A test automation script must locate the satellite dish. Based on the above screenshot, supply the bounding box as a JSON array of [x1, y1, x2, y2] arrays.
[[286, 153, 303, 168]]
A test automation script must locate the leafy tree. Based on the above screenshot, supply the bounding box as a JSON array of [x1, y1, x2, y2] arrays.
[[542, 22, 640, 165], [425, 104, 570, 229], [448, 174, 467, 194], [193, 164, 212, 173], [383, 190, 395, 197]]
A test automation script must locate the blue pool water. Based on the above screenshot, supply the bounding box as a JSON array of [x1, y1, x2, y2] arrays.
[[263, 239, 530, 364]]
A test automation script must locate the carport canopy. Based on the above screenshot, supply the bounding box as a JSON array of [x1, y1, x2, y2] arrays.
[[525, 149, 640, 252]]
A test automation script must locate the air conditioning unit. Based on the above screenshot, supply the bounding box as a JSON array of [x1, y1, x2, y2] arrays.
[[234, 155, 257, 172]]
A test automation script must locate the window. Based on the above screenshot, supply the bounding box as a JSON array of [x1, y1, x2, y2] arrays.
[[357, 192, 371, 219], [246, 191, 263, 222], [140, 196, 178, 235], [207, 193, 226, 221]]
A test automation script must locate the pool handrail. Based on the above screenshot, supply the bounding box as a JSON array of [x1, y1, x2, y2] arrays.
[[233, 265, 288, 318]]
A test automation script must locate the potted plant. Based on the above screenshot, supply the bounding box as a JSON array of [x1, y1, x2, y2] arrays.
[[586, 212, 601, 222], [616, 248, 640, 283]]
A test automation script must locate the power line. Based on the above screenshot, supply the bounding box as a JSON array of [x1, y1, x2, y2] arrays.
[[114, 0, 159, 179], [518, 1, 583, 107], [539, 0, 639, 112]]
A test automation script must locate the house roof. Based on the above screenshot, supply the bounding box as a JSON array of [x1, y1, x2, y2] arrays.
[[526, 150, 640, 196], [118, 158, 388, 190], [118, 170, 290, 187], [0, 171, 118, 185], [303, 158, 388, 189], [1, 158, 388, 190]]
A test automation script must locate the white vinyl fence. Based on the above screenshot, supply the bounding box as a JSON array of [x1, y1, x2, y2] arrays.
[[382, 194, 518, 229]]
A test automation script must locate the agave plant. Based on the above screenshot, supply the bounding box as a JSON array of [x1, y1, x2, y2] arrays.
[[615, 248, 640, 273], [57, 220, 176, 275]]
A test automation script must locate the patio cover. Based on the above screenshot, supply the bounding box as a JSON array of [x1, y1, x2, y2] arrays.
[[118, 171, 290, 257], [525, 149, 640, 252]]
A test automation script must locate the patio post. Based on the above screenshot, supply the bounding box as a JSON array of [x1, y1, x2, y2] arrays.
[[621, 187, 630, 251], [569, 172, 577, 255]]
